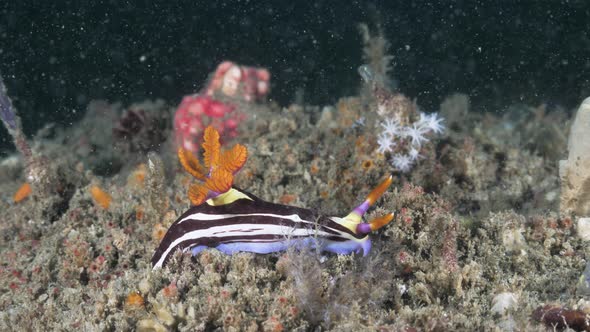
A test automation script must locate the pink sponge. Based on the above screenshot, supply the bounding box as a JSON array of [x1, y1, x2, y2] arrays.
[[174, 95, 243, 152], [174, 61, 270, 152], [206, 61, 270, 101]]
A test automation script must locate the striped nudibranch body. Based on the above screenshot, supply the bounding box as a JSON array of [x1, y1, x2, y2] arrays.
[[152, 176, 394, 269]]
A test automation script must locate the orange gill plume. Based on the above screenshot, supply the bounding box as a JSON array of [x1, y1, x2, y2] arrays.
[[177, 126, 248, 205]]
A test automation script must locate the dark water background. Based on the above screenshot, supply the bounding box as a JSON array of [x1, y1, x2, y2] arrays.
[[0, 1, 589, 154]]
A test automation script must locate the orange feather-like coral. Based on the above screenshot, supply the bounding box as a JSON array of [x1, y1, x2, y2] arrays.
[[178, 126, 247, 206]]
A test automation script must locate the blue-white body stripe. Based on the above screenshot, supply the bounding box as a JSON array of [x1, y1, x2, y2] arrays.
[[151, 188, 372, 269]]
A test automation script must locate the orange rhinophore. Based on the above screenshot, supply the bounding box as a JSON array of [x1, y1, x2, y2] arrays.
[[178, 126, 247, 206], [13, 183, 32, 203], [90, 185, 112, 209]]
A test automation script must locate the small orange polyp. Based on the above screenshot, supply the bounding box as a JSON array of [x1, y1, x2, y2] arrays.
[[90, 185, 112, 209], [152, 223, 167, 241], [13, 183, 32, 203], [124, 291, 145, 310], [127, 163, 147, 188]]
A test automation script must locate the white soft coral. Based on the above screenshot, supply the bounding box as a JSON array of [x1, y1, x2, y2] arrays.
[[391, 153, 413, 172], [376, 133, 395, 154], [425, 112, 445, 134], [408, 147, 421, 161], [380, 117, 402, 137], [404, 124, 429, 147], [375, 111, 445, 173], [417, 112, 445, 134]]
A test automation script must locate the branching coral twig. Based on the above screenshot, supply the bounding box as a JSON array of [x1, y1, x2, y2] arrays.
[[0, 74, 48, 187]]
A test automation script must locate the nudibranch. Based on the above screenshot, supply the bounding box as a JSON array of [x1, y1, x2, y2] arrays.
[[152, 126, 394, 269]]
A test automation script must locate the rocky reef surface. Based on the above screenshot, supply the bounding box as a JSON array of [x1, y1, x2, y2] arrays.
[[1, 79, 589, 331]]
